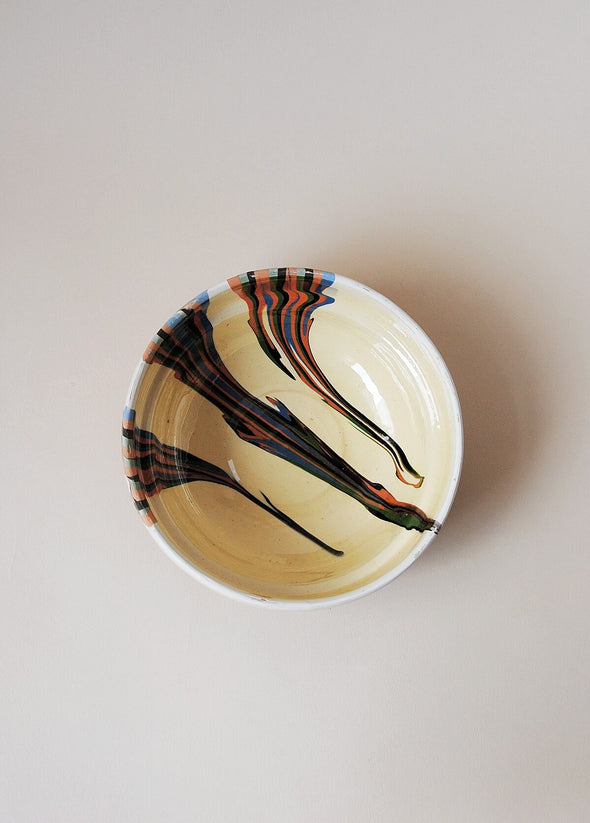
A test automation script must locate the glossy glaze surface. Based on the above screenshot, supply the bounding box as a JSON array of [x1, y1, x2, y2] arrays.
[[123, 269, 462, 603]]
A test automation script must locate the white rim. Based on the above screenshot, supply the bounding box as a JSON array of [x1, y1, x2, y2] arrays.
[[124, 271, 463, 609]]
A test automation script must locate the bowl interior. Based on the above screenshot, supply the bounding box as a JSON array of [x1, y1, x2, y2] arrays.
[[123, 269, 461, 603]]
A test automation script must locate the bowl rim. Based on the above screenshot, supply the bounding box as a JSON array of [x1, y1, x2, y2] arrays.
[[123, 268, 463, 609]]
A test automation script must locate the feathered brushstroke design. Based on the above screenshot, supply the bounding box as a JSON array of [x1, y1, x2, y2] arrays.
[[229, 268, 424, 488], [142, 291, 438, 534], [122, 406, 343, 556]]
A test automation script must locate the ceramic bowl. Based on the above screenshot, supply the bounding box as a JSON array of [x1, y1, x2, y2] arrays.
[[122, 268, 462, 607]]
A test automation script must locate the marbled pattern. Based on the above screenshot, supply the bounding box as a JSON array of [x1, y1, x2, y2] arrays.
[[229, 268, 424, 487], [136, 279, 437, 536], [122, 406, 343, 555]]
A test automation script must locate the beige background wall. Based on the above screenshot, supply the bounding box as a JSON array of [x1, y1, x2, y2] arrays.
[[2, 2, 589, 821]]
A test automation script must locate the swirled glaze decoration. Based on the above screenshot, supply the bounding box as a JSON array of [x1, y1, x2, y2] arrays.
[[142, 290, 437, 534], [228, 268, 424, 488], [122, 406, 343, 556]]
